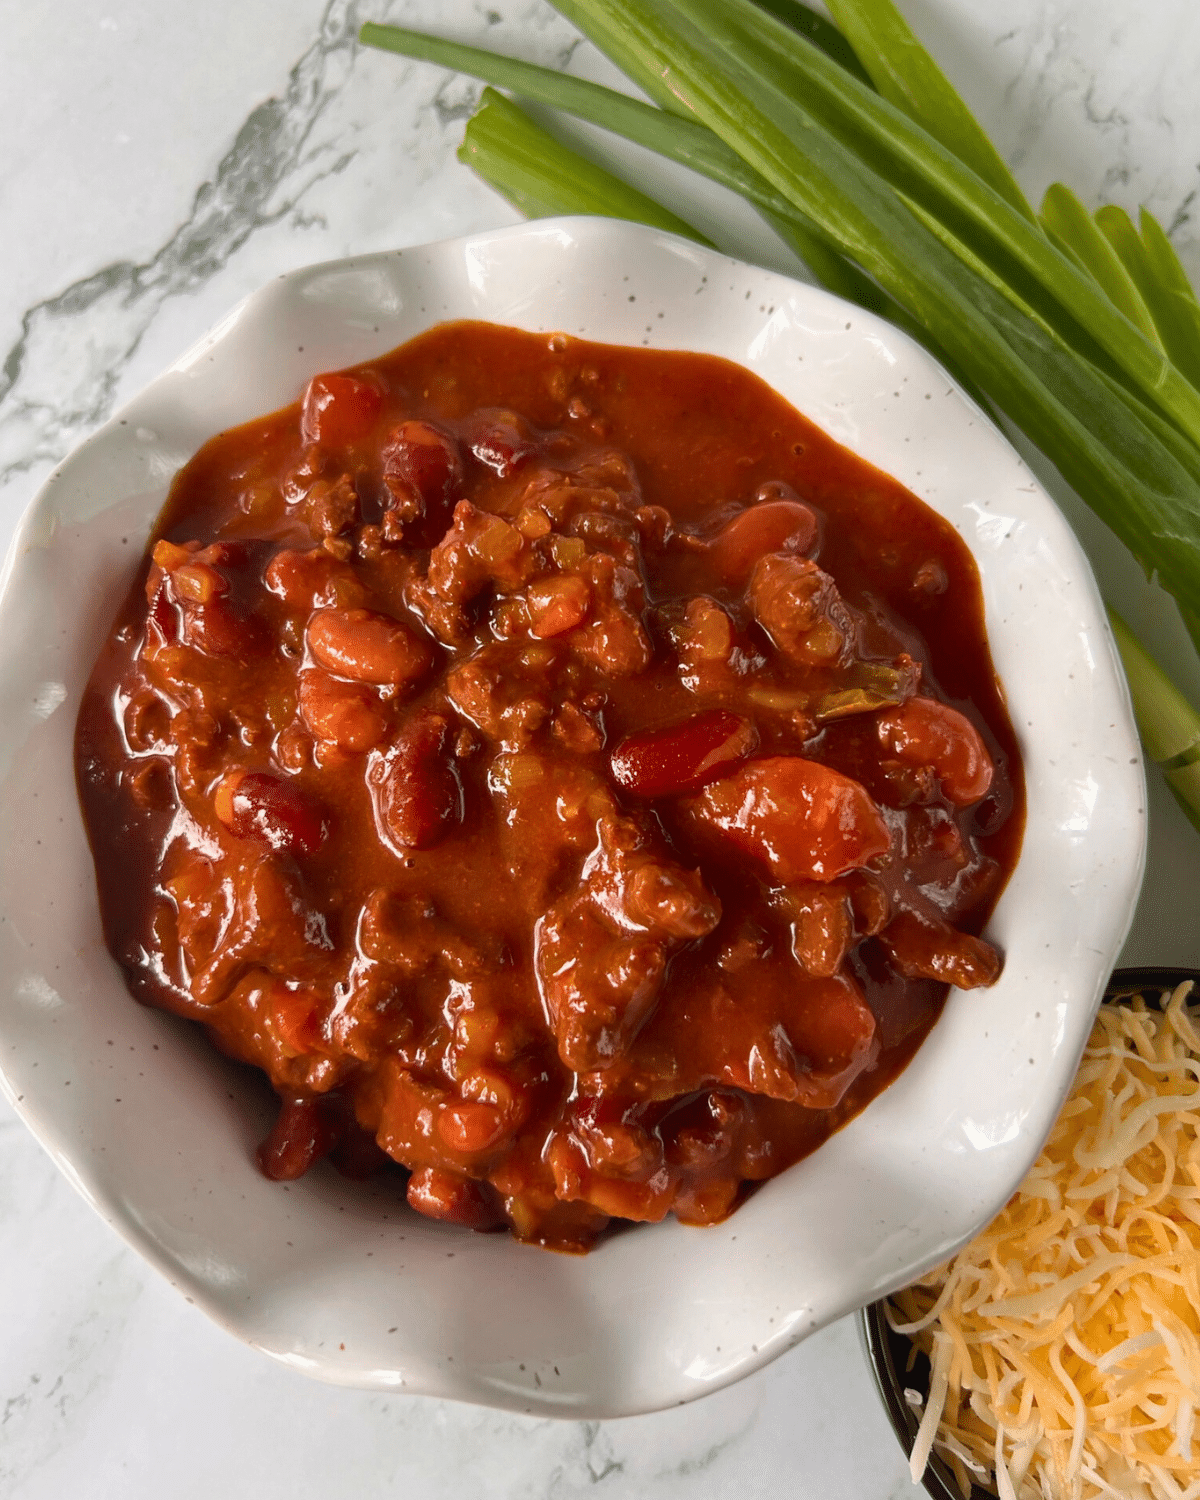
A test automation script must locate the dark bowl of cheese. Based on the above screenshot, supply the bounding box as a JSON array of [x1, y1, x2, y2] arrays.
[[862, 966, 1200, 1500]]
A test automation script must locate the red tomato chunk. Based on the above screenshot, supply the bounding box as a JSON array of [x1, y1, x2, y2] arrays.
[[76, 321, 1023, 1253]]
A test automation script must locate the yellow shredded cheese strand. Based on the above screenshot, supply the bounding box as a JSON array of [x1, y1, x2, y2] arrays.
[[888, 983, 1200, 1500]]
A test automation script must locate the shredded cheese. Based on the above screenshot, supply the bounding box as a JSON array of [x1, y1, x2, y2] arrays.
[[888, 983, 1200, 1500]]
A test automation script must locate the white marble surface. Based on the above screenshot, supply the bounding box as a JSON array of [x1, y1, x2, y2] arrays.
[[1, 1, 1198, 1494]]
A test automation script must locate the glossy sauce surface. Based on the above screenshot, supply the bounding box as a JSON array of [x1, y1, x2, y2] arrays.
[[75, 321, 1024, 1251]]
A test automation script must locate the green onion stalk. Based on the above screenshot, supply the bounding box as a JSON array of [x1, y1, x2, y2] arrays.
[[358, 2, 1200, 833]]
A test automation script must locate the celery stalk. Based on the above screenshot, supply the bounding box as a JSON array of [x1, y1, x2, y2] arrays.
[[749, 0, 874, 87], [822, 0, 1033, 221], [458, 88, 713, 245], [653, 0, 1200, 451], [1040, 185, 1162, 348], [360, 21, 882, 304], [1095, 205, 1200, 392], [1108, 609, 1200, 835], [553, 0, 1200, 617]]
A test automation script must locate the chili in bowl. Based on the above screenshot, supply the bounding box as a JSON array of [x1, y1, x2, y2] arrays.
[[0, 218, 1144, 1414]]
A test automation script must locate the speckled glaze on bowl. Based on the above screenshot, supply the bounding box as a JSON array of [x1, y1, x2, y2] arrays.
[[0, 217, 1145, 1417]]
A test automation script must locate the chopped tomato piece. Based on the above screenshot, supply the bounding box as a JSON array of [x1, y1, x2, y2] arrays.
[[300, 373, 382, 448], [877, 696, 994, 805], [686, 756, 891, 882]]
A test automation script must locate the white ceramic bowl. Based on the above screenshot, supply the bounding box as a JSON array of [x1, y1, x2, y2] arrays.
[[0, 217, 1144, 1417]]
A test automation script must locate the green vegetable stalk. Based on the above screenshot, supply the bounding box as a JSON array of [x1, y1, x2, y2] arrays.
[[358, 3, 1200, 836], [1109, 610, 1200, 835]]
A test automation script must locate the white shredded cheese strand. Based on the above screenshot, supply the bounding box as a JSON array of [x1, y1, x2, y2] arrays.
[[888, 984, 1200, 1500]]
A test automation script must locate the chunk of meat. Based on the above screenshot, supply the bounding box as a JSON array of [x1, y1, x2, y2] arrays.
[[749, 553, 855, 667], [298, 669, 386, 753], [877, 696, 994, 806], [684, 756, 891, 882], [567, 555, 651, 677], [537, 901, 668, 1072], [880, 908, 1001, 989], [304, 474, 358, 539], [428, 501, 539, 605]]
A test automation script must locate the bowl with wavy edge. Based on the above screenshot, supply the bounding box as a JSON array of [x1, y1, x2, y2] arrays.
[[860, 967, 1199, 1499], [0, 216, 1145, 1416]]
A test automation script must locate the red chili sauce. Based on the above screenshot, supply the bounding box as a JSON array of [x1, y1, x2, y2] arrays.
[[75, 321, 1024, 1251]]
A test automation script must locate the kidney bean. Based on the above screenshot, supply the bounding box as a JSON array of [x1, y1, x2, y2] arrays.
[[307, 606, 433, 688], [687, 756, 891, 882], [298, 668, 386, 753], [214, 769, 328, 856], [406, 1166, 504, 1230], [381, 420, 462, 517], [462, 408, 537, 477], [877, 696, 994, 805], [709, 497, 818, 583], [367, 711, 462, 852], [257, 1097, 339, 1181], [300, 373, 382, 449], [181, 597, 269, 659], [610, 710, 757, 798]]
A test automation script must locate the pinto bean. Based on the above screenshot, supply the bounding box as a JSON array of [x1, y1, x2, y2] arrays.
[[406, 1166, 504, 1230], [367, 711, 462, 852], [306, 607, 433, 688]]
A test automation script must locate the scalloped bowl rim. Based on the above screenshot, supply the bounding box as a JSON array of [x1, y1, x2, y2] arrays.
[[0, 217, 1145, 1417]]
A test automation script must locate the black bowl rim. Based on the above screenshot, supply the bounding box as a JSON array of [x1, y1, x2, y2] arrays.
[[860, 964, 1200, 1499]]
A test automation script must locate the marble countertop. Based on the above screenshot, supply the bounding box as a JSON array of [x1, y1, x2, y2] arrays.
[[2, 2, 1198, 1494]]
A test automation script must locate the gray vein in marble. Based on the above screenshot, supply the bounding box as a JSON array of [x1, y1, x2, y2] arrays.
[[0, 1248, 144, 1489], [0, 0, 364, 488]]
